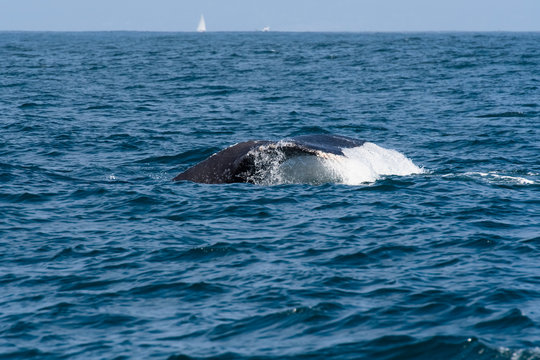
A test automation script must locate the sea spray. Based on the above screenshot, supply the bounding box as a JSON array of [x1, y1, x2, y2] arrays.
[[251, 142, 423, 185], [338, 142, 424, 185]]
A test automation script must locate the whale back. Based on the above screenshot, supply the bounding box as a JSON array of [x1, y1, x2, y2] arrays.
[[286, 134, 365, 156], [172, 140, 267, 183], [173, 134, 366, 184]]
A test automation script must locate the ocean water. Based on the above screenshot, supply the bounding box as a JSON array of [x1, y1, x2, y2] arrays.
[[0, 31, 539, 359]]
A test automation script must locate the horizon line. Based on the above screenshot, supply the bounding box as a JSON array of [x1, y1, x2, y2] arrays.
[[1, 29, 539, 33]]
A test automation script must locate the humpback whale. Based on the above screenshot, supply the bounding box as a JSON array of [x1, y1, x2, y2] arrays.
[[172, 134, 365, 184]]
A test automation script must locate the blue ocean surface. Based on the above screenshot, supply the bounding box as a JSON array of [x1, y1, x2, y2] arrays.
[[0, 32, 539, 359]]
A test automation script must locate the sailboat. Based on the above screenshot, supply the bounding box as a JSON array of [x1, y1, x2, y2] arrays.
[[197, 14, 206, 32]]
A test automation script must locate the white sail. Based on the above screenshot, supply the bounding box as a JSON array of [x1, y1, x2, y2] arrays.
[[197, 14, 206, 32]]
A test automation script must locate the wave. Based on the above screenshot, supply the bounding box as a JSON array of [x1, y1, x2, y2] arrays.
[[442, 172, 537, 185], [471, 172, 536, 185], [249, 142, 423, 186], [476, 111, 529, 118], [468, 172, 536, 185], [166, 336, 540, 360]]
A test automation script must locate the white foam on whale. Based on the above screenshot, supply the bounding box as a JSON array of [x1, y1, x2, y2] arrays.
[[249, 142, 424, 185]]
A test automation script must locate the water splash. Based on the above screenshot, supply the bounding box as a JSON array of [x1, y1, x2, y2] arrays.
[[248, 142, 423, 185], [338, 142, 424, 185]]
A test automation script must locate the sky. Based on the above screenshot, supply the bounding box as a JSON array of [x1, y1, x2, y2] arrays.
[[1, 0, 539, 32]]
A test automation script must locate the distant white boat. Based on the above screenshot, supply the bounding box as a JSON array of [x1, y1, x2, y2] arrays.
[[262, 26, 270, 32], [197, 14, 206, 32]]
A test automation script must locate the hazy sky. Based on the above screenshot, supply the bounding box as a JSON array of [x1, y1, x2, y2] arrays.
[[1, 0, 539, 32]]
